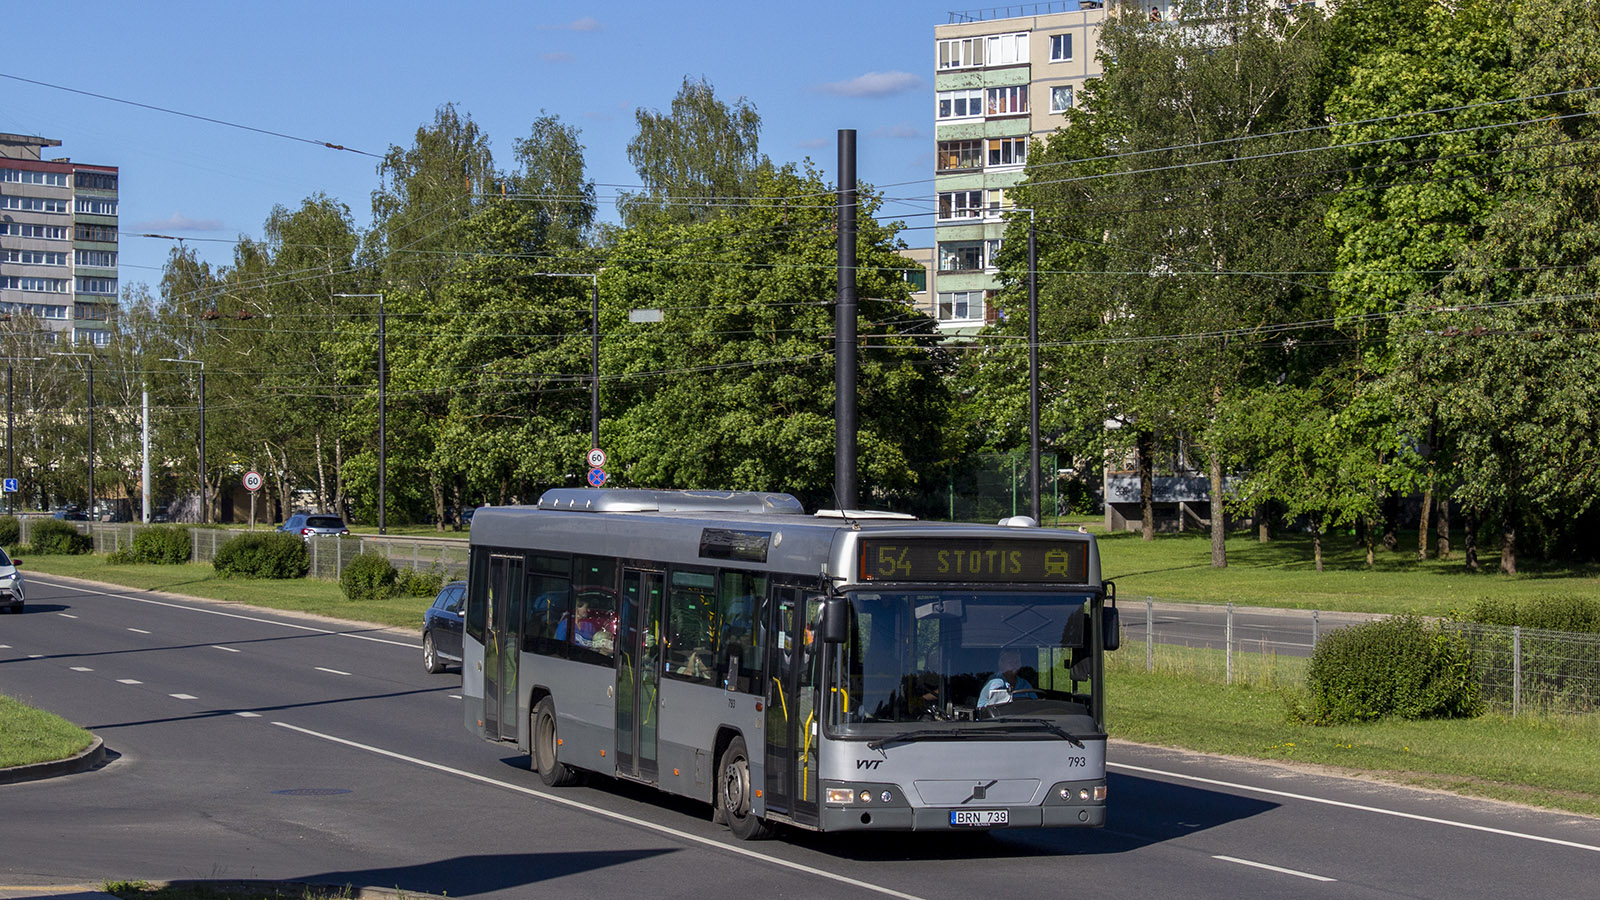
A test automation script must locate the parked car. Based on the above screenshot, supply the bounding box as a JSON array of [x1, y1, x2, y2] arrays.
[[52, 507, 90, 521], [422, 580, 467, 673], [0, 548, 24, 613], [278, 512, 349, 541]]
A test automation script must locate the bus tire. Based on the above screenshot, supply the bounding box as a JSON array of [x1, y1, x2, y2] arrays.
[[533, 698, 578, 787], [718, 736, 772, 840]]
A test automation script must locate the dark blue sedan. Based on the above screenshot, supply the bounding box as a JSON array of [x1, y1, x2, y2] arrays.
[[422, 580, 467, 674]]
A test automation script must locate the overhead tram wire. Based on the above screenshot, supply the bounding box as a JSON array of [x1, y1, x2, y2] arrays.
[[0, 71, 381, 158]]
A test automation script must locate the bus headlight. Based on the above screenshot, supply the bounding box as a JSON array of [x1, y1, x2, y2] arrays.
[[826, 788, 854, 804]]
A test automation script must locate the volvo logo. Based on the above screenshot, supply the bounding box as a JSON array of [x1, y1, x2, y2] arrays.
[[963, 779, 998, 804]]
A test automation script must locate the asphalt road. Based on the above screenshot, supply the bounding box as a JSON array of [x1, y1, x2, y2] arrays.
[[2, 573, 1596, 900]]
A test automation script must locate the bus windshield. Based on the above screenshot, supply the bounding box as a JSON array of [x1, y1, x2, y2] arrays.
[[829, 590, 1100, 734]]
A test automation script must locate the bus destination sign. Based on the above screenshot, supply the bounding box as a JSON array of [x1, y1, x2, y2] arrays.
[[858, 538, 1089, 584]]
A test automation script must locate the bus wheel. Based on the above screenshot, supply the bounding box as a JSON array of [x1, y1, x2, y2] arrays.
[[533, 698, 578, 787], [719, 736, 772, 840]]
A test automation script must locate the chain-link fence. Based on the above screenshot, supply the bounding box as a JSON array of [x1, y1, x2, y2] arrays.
[[1443, 621, 1600, 715], [22, 517, 467, 584]]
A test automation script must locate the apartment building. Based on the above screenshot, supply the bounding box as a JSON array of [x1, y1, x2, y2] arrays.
[[0, 133, 119, 346], [930, 2, 1112, 333]]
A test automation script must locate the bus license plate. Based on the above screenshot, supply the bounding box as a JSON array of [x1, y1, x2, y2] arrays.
[[951, 809, 1008, 827]]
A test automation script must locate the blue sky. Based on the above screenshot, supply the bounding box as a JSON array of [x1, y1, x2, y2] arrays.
[[0, 1, 1046, 290]]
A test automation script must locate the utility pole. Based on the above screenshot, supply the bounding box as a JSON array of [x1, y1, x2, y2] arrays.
[[835, 128, 859, 511], [1028, 210, 1041, 525]]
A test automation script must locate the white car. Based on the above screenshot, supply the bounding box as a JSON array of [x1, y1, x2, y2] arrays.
[[0, 548, 24, 613]]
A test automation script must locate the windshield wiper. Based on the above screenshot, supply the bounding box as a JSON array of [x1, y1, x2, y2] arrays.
[[867, 728, 973, 751], [992, 717, 1086, 748]]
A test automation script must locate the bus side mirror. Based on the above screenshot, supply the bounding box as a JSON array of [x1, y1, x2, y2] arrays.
[[821, 596, 849, 644], [1102, 606, 1121, 652]]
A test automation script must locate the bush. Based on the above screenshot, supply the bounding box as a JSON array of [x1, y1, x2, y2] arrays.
[[0, 516, 18, 547], [394, 566, 446, 598], [29, 519, 93, 555], [340, 552, 397, 601], [213, 532, 308, 579], [1304, 616, 1480, 724], [131, 525, 191, 565]]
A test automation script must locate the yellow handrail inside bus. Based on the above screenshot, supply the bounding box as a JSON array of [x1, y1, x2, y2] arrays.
[[801, 708, 815, 801], [771, 677, 788, 720]]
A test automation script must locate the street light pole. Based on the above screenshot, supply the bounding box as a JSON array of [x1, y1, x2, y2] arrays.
[[161, 358, 206, 523], [335, 293, 386, 533]]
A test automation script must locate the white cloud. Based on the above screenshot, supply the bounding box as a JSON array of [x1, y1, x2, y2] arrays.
[[539, 16, 601, 31], [816, 71, 921, 98], [133, 212, 223, 233], [870, 123, 922, 140]]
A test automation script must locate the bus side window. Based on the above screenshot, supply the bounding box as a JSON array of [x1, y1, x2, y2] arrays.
[[668, 570, 717, 683], [465, 547, 488, 643], [719, 571, 766, 692]]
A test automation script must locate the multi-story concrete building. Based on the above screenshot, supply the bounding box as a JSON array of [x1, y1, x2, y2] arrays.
[[930, 2, 1115, 334], [0, 133, 119, 346]]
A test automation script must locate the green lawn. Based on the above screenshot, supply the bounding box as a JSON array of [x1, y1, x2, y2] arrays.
[[1098, 530, 1600, 615], [0, 694, 94, 768]]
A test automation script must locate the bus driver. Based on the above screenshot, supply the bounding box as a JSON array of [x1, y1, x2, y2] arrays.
[[977, 649, 1038, 708]]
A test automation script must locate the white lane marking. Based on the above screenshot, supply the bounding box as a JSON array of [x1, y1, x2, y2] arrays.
[[70, 666, 93, 672], [448, 694, 462, 700], [127, 628, 151, 634], [1214, 855, 1335, 882], [211, 645, 240, 653], [235, 711, 262, 718], [0, 644, 10, 648], [315, 666, 351, 676], [169, 693, 198, 701], [45, 581, 416, 648], [58, 613, 78, 619], [27, 654, 42, 658], [271, 721, 931, 900], [1111, 761, 1600, 854], [117, 679, 142, 685]]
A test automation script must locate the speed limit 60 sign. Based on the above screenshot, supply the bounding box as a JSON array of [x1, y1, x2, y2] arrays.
[[587, 448, 607, 469], [243, 471, 263, 492]]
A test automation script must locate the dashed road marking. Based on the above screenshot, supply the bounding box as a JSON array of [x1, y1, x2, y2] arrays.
[[235, 711, 262, 718], [128, 628, 151, 634], [70, 666, 93, 672], [315, 666, 351, 676], [211, 645, 239, 653], [58, 613, 77, 619], [117, 679, 142, 685], [169, 693, 198, 700], [1214, 855, 1335, 882]]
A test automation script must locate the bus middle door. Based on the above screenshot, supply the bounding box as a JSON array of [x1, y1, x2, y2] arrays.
[[616, 568, 662, 782], [483, 553, 525, 742], [764, 585, 821, 825]]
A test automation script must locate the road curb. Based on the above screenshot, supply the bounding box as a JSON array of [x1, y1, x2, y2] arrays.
[[0, 735, 106, 786]]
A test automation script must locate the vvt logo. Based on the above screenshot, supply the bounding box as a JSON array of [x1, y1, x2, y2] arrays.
[[856, 759, 884, 770]]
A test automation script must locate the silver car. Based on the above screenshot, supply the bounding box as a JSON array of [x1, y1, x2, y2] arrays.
[[0, 548, 24, 613], [278, 513, 349, 541]]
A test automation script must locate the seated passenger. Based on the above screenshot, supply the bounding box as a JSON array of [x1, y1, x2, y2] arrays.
[[977, 649, 1039, 708]]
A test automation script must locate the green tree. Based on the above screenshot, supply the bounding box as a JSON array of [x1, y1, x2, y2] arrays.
[[619, 76, 770, 228], [510, 112, 597, 250]]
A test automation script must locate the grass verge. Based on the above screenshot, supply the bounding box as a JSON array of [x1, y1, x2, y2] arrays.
[[104, 882, 362, 900], [17, 556, 432, 630], [0, 694, 93, 768], [1106, 652, 1600, 817]]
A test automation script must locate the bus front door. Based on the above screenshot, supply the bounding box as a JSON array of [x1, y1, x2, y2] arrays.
[[616, 568, 662, 782], [764, 586, 821, 825], [483, 553, 525, 742]]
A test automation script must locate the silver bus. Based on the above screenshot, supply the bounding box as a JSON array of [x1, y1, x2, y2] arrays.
[[461, 488, 1119, 839]]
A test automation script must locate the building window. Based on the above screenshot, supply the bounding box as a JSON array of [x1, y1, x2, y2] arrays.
[[0, 301, 69, 319], [937, 37, 984, 70], [937, 190, 985, 220], [0, 168, 68, 186], [74, 197, 118, 216], [1051, 85, 1075, 113], [986, 85, 1029, 117], [74, 249, 118, 268], [988, 137, 1027, 167], [985, 189, 1015, 218], [75, 303, 110, 321], [986, 239, 1004, 268], [1, 276, 70, 294], [74, 223, 118, 243], [75, 328, 112, 347], [74, 172, 118, 191], [985, 32, 1029, 66], [75, 276, 117, 295], [937, 140, 984, 172], [0, 196, 67, 214], [1051, 34, 1073, 62], [937, 89, 984, 120], [938, 241, 985, 272], [937, 290, 987, 321], [903, 269, 927, 293], [3, 249, 67, 266], [0, 223, 68, 240]]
